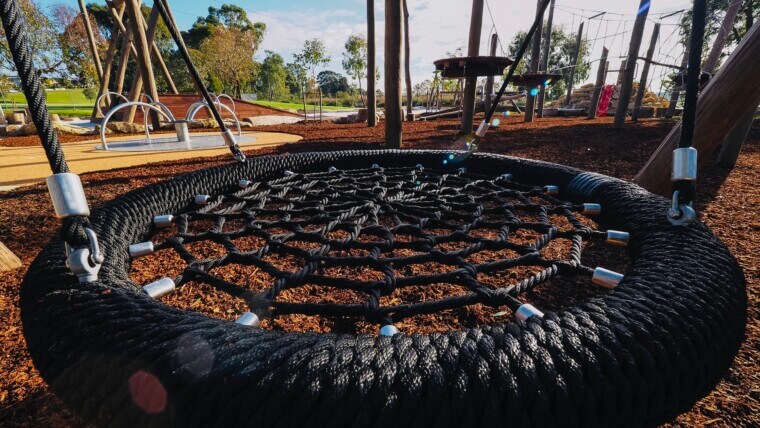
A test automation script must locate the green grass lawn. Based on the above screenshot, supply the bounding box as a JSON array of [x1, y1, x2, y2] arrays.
[[1, 88, 95, 106], [254, 100, 355, 112]]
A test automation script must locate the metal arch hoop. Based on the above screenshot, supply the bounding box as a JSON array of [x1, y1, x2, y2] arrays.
[[99, 102, 175, 151], [95, 92, 130, 118], [185, 101, 242, 136], [215, 94, 236, 113]]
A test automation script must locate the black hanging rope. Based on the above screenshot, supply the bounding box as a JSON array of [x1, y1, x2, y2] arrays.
[[0, 0, 67, 175], [151, 0, 245, 161], [485, 0, 553, 124], [673, 0, 707, 207], [0, 0, 90, 247]]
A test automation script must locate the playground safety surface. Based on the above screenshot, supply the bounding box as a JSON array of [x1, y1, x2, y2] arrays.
[[0, 116, 757, 426]]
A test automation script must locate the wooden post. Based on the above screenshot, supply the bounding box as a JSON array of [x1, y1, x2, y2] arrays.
[[537, 0, 555, 118], [91, 2, 126, 120], [367, 0, 377, 127], [403, 0, 413, 120], [717, 109, 756, 165], [615, 60, 626, 85], [666, 43, 690, 118], [0, 241, 22, 272], [385, 0, 403, 148], [114, 23, 133, 96], [525, 0, 544, 122], [564, 22, 584, 105], [588, 46, 609, 119], [78, 0, 103, 84], [125, 1, 160, 127], [460, 0, 484, 135], [634, 20, 760, 195], [703, 0, 744, 74], [632, 23, 660, 122], [319, 88, 323, 121], [302, 84, 307, 121], [484, 34, 498, 113], [613, 0, 649, 129]]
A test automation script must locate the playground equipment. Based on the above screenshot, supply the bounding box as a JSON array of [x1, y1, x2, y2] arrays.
[[1, 0, 747, 425], [97, 92, 246, 152]]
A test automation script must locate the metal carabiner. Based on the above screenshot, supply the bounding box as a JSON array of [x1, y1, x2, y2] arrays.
[[65, 227, 103, 283], [667, 190, 696, 226]]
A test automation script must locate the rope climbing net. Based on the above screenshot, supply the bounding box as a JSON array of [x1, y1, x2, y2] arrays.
[[135, 165, 627, 332]]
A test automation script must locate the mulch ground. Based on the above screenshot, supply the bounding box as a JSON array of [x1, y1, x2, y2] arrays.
[[0, 116, 757, 426]]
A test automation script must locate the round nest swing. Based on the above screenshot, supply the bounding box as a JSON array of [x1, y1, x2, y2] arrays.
[[5, 0, 745, 424], [22, 150, 746, 427]]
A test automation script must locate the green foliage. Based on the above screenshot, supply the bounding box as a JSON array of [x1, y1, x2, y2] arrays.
[[82, 85, 98, 100], [209, 74, 224, 94], [286, 62, 308, 95], [508, 24, 590, 96], [184, 4, 266, 49], [679, 0, 759, 65], [0, 0, 62, 75], [317, 70, 350, 95], [294, 38, 331, 87], [256, 51, 289, 101]]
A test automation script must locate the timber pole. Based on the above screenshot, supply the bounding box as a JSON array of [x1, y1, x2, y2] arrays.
[[367, 0, 377, 126], [613, 0, 649, 129], [564, 22, 583, 105], [484, 33, 498, 113], [632, 23, 660, 122], [124, 0, 160, 127], [460, 0, 484, 135], [717, 108, 756, 166], [537, 0, 555, 118], [524, 0, 544, 122], [634, 20, 760, 195], [91, 2, 126, 120], [385, 0, 403, 148], [587, 46, 608, 119], [403, 0, 413, 120], [703, 0, 743, 74], [78, 0, 103, 84]]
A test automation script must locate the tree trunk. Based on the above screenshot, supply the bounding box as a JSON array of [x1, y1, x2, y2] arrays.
[[302, 85, 307, 121], [385, 0, 403, 148], [367, 0, 377, 126], [403, 0, 413, 119]]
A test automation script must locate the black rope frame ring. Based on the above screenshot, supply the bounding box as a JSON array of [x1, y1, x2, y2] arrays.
[[22, 150, 745, 427]]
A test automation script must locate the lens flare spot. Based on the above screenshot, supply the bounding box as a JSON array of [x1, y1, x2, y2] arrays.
[[128, 370, 167, 414], [492, 119, 501, 127], [530, 87, 539, 96], [544, 79, 551, 85], [448, 154, 455, 160], [504, 111, 510, 117], [442, 159, 448, 165]]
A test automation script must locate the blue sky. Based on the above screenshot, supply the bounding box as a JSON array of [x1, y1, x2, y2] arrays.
[[37, 0, 698, 91]]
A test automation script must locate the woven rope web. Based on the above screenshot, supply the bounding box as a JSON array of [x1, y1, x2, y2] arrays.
[[140, 166, 614, 328]]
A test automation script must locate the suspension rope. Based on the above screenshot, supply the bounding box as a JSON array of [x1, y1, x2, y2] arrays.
[[0, 0, 94, 249], [152, 0, 246, 162], [485, 0, 552, 125]]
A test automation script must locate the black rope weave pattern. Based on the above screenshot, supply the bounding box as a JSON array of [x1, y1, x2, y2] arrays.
[[156, 166, 605, 326], [20, 151, 745, 427]]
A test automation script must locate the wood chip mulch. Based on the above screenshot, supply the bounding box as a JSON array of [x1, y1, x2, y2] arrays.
[[0, 116, 757, 426]]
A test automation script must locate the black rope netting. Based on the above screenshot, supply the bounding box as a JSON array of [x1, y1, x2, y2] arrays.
[[142, 165, 616, 329]]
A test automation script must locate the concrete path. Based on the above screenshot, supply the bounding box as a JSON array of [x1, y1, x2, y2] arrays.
[[0, 131, 301, 191]]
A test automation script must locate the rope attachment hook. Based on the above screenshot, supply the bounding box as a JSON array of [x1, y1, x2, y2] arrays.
[[47, 173, 103, 282], [668, 147, 698, 226]]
